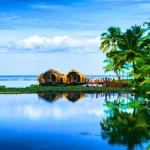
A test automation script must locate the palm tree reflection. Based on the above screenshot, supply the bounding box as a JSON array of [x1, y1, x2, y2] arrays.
[[100, 98, 150, 150]]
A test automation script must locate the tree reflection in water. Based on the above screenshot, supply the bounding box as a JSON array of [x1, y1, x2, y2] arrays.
[[100, 96, 150, 150], [38, 92, 127, 103], [38, 92, 150, 149]]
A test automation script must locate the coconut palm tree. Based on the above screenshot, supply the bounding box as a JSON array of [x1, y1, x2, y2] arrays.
[[100, 27, 121, 53], [104, 50, 130, 80], [116, 25, 148, 83], [101, 22, 149, 86], [103, 58, 122, 80]]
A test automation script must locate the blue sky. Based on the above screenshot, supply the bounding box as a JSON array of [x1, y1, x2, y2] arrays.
[[0, 0, 149, 75]]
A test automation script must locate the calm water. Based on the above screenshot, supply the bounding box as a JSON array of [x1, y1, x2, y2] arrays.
[[0, 80, 149, 150], [0, 91, 150, 150]]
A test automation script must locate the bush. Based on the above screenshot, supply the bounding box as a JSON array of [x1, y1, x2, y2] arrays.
[[139, 84, 150, 92], [0, 85, 6, 89]]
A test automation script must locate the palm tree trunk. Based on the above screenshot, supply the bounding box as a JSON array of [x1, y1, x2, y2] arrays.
[[115, 70, 121, 80], [133, 61, 136, 74], [133, 61, 138, 84], [133, 108, 136, 117]]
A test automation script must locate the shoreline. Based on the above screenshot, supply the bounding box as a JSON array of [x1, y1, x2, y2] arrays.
[[0, 85, 131, 94], [1, 84, 149, 95]]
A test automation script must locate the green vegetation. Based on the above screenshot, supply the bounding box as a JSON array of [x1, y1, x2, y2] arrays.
[[0, 84, 39, 94], [100, 20, 150, 88], [38, 85, 128, 93], [0, 84, 129, 94]]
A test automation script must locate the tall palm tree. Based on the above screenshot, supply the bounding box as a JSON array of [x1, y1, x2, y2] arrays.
[[117, 25, 148, 83], [103, 58, 122, 80], [100, 23, 149, 85], [100, 27, 121, 53], [104, 51, 129, 80]]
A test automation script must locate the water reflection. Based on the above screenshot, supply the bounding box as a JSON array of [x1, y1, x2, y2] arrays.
[[100, 98, 150, 150], [38, 92, 85, 102], [63, 93, 85, 102], [38, 92, 131, 103], [38, 93, 63, 102], [0, 93, 150, 149]]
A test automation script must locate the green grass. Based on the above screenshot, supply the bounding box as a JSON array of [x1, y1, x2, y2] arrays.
[[0, 84, 39, 94], [0, 83, 149, 94], [0, 84, 129, 94], [39, 85, 129, 92]]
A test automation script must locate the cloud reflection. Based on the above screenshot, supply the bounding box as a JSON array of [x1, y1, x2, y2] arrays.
[[0, 93, 131, 120], [0, 93, 108, 120]]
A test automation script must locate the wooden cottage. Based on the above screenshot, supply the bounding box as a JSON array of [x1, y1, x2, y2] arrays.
[[38, 69, 65, 85], [64, 69, 86, 84]]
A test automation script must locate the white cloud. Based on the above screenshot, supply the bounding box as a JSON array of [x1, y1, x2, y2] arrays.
[[2, 35, 101, 53]]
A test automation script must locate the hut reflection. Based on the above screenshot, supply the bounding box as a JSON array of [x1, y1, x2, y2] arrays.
[[38, 93, 62, 102], [38, 92, 133, 103], [38, 92, 85, 103], [63, 93, 85, 102]]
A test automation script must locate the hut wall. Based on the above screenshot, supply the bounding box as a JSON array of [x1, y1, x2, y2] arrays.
[[62, 76, 67, 84], [39, 78, 45, 84]]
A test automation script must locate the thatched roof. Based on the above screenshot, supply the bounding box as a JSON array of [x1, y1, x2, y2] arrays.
[[45, 69, 64, 76], [39, 69, 64, 79], [66, 69, 86, 77]]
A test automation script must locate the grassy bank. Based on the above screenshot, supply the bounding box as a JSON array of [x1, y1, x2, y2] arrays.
[[0, 84, 149, 94], [0, 85, 130, 94], [39, 85, 129, 93]]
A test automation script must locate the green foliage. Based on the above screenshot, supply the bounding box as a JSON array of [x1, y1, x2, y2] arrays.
[[0, 85, 129, 93], [29, 84, 39, 89], [100, 27, 121, 53], [0, 85, 6, 89], [100, 20, 150, 87], [139, 84, 150, 92]]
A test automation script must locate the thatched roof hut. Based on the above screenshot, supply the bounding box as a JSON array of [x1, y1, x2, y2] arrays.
[[38, 69, 64, 84], [64, 69, 86, 84]]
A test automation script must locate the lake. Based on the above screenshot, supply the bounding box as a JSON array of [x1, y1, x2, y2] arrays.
[[0, 91, 149, 150], [0, 79, 150, 150]]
